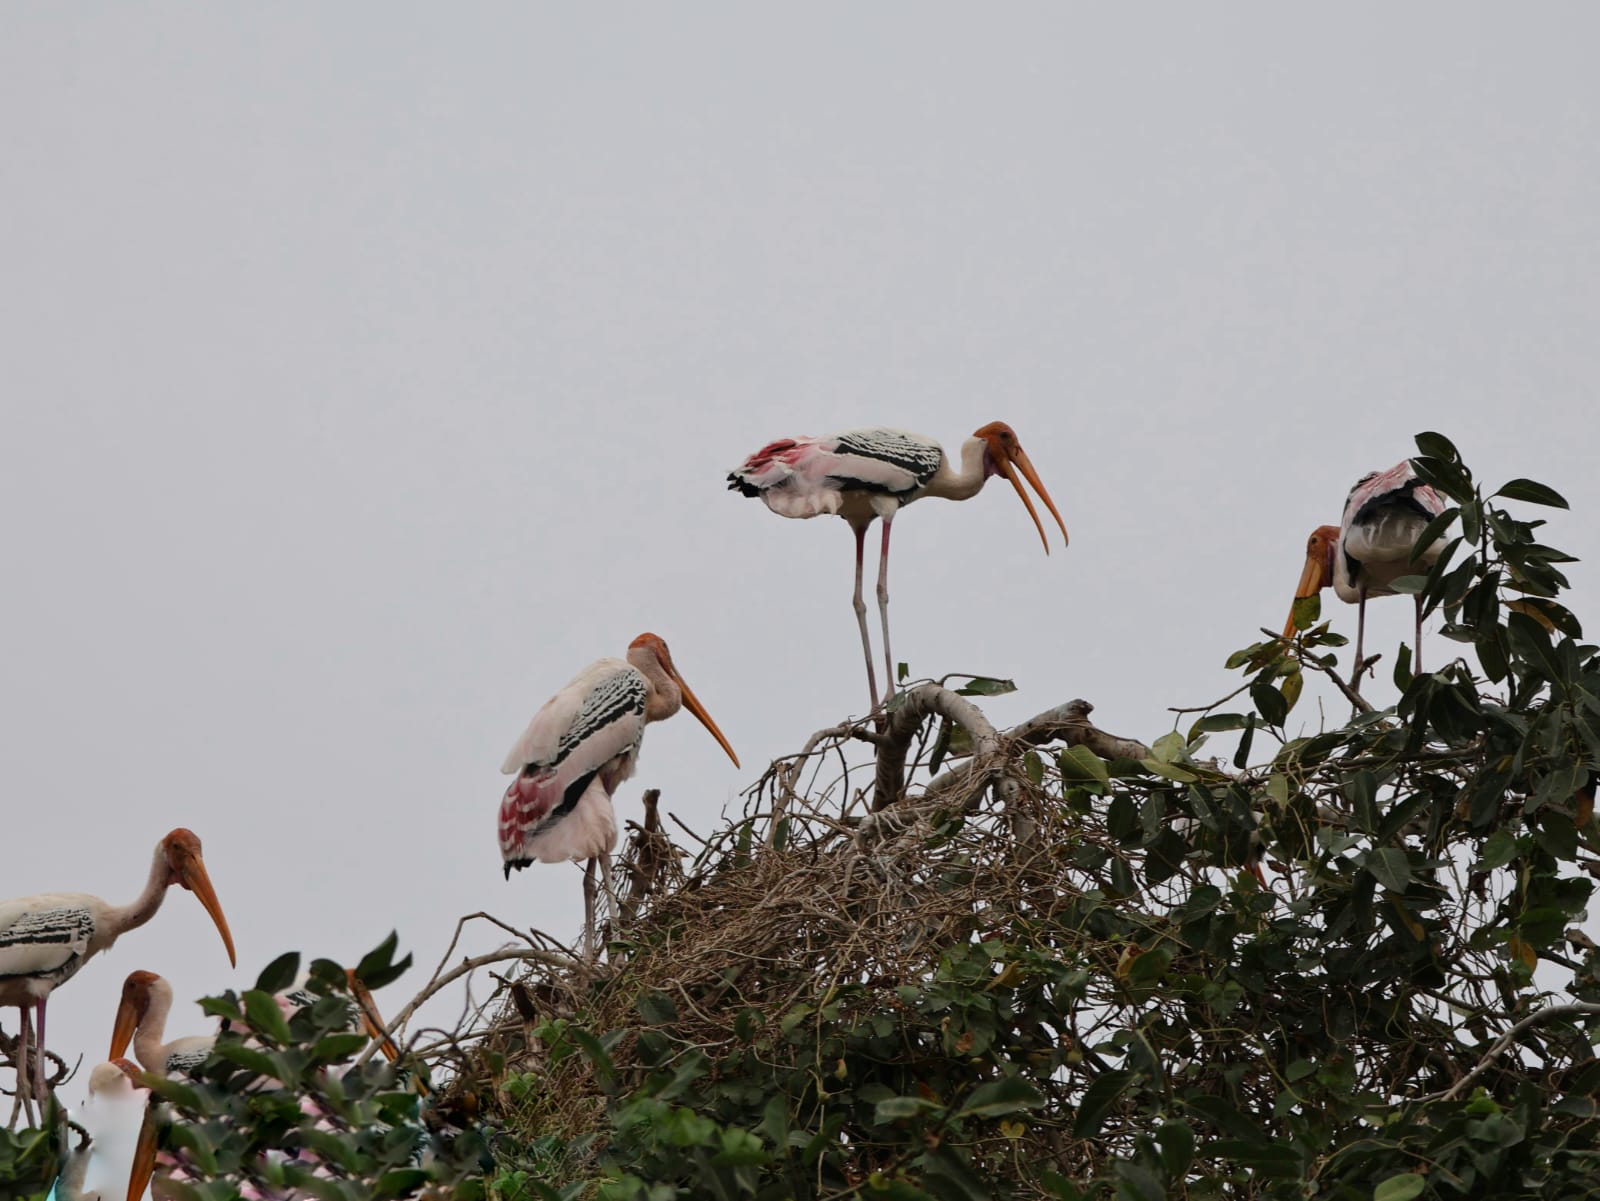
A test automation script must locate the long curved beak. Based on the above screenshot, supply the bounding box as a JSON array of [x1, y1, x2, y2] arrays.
[[995, 446, 1069, 553], [106, 1057, 155, 1201], [128, 1097, 158, 1201], [109, 994, 140, 1061], [176, 854, 237, 968], [669, 669, 740, 769]]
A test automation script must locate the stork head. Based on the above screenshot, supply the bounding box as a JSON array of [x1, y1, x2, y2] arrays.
[[159, 829, 237, 968], [972, 421, 1069, 553], [1284, 525, 1342, 639], [628, 633, 740, 769], [109, 970, 166, 1060]]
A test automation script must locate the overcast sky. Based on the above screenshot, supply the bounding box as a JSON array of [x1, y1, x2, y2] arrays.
[[4, 5, 1598, 1126]]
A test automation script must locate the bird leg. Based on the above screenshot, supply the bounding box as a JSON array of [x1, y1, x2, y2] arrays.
[[581, 857, 598, 962], [876, 516, 896, 702], [599, 855, 616, 944], [1352, 587, 1368, 695], [33, 1000, 46, 1101], [1414, 593, 1424, 675], [851, 523, 881, 713]]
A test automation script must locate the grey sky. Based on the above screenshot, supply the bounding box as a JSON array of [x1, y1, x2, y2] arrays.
[[4, 5, 1598, 1115]]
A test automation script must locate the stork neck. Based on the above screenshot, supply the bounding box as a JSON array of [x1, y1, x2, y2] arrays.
[[920, 436, 988, 501], [98, 845, 173, 947], [136, 978, 175, 1071], [628, 647, 683, 723]]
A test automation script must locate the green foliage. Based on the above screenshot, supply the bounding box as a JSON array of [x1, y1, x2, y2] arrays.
[[0, 1114, 59, 1201], [481, 437, 1600, 1200], [143, 939, 490, 1200]]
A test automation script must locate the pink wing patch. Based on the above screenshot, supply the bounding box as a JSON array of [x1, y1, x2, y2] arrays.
[[738, 438, 805, 472], [498, 771, 559, 858]]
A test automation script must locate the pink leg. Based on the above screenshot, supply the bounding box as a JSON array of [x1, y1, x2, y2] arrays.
[[852, 523, 881, 712], [876, 516, 896, 699]]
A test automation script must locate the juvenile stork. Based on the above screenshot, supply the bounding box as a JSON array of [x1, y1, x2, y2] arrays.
[[1286, 460, 1447, 688], [52, 1058, 149, 1201], [728, 422, 1068, 711], [0, 828, 235, 1101], [498, 633, 739, 956]]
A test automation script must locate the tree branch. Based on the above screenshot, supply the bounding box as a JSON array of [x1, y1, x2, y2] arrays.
[[1417, 1001, 1600, 1102], [924, 698, 1152, 797], [873, 685, 999, 810]]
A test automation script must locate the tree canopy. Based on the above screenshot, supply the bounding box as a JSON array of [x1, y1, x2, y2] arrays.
[[8, 432, 1599, 1201]]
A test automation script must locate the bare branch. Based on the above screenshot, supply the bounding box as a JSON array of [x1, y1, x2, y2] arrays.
[[1420, 1002, 1600, 1102], [872, 684, 999, 810]]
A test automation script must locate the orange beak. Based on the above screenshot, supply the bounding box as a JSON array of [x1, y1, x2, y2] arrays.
[[668, 666, 740, 769], [993, 444, 1069, 553], [109, 984, 145, 1062], [107, 1057, 156, 1201], [174, 851, 237, 968], [1284, 525, 1339, 639]]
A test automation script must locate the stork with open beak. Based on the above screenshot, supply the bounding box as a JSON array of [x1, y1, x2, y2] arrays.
[[729, 422, 1069, 711]]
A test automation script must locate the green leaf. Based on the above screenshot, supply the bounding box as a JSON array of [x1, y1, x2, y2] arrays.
[[1156, 1120, 1195, 1178], [1289, 593, 1321, 633], [874, 1095, 941, 1123], [1374, 1173, 1428, 1201], [1023, 750, 1044, 787], [898, 661, 909, 683], [243, 988, 295, 1045], [1366, 847, 1413, 893], [355, 932, 414, 991], [1251, 678, 1288, 727], [255, 951, 300, 996], [1072, 1069, 1133, 1137], [1058, 745, 1110, 786], [955, 676, 1016, 696], [1414, 431, 1460, 462], [958, 1076, 1045, 1118], [636, 990, 677, 1025], [1141, 758, 1198, 783], [1494, 478, 1570, 509]]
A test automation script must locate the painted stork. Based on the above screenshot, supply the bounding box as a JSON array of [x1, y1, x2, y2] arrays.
[[109, 971, 214, 1080], [498, 633, 739, 955], [1286, 460, 1447, 687], [0, 829, 235, 1101], [51, 1058, 149, 1201], [728, 422, 1069, 711]]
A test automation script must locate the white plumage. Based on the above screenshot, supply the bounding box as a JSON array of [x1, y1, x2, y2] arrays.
[[729, 421, 1069, 711], [1, 830, 235, 1102], [497, 634, 739, 956]]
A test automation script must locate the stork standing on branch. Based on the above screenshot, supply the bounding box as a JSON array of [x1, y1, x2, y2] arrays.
[[1286, 459, 1447, 689], [0, 828, 236, 1102], [728, 422, 1069, 712], [498, 633, 739, 956]]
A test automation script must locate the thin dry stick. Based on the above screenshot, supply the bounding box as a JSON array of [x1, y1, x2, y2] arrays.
[[357, 946, 580, 1067], [1421, 1001, 1600, 1102]]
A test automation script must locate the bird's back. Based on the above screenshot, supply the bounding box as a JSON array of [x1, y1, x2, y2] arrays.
[[1338, 461, 1448, 597], [0, 893, 96, 998], [499, 658, 648, 869], [728, 427, 945, 518]]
